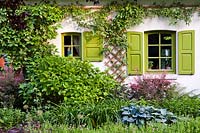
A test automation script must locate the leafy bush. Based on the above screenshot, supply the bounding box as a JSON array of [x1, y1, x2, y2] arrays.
[[0, 65, 24, 108], [19, 56, 118, 106], [0, 108, 25, 129], [121, 104, 177, 127], [119, 73, 173, 101], [156, 95, 200, 117], [0, 4, 63, 69]]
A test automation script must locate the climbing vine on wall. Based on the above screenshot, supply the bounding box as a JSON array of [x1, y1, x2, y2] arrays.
[[66, 4, 195, 48], [0, 3, 64, 70], [64, 3, 195, 83], [0, 1, 196, 82], [147, 7, 195, 25]]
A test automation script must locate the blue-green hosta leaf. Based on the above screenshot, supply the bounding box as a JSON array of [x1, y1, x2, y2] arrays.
[[121, 107, 129, 111], [127, 117, 135, 123], [170, 119, 177, 123], [170, 116, 177, 119], [145, 106, 154, 112], [135, 119, 145, 126], [130, 108, 137, 115], [132, 114, 138, 118], [122, 111, 130, 116], [138, 113, 147, 118], [166, 112, 174, 116], [146, 115, 153, 120], [151, 112, 160, 116], [120, 104, 177, 126], [122, 116, 129, 123], [155, 118, 167, 123], [155, 115, 165, 120], [139, 107, 145, 112], [160, 109, 167, 115]]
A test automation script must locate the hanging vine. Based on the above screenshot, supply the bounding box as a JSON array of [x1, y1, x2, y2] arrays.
[[63, 3, 196, 83], [146, 7, 195, 25]]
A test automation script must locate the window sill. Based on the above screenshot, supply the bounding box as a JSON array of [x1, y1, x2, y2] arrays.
[[142, 73, 178, 80], [165, 74, 178, 80]]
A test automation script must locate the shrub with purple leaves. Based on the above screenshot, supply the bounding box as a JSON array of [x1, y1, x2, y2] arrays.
[[0, 66, 24, 108], [126, 73, 173, 101]]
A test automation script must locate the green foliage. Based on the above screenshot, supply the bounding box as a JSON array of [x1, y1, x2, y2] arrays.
[[40, 99, 130, 128], [65, 4, 195, 80], [0, 108, 25, 129], [147, 7, 195, 25], [156, 95, 200, 117], [140, 117, 200, 133], [66, 4, 195, 51], [0, 4, 63, 69], [69, 4, 145, 50], [121, 104, 177, 127], [12, 117, 200, 133], [19, 56, 118, 106], [0, 1, 195, 72]]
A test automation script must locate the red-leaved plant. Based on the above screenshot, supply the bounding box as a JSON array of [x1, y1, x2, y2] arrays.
[[128, 73, 173, 101], [0, 65, 24, 108]]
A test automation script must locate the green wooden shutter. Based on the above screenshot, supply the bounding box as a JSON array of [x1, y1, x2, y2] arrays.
[[127, 32, 143, 75], [178, 30, 195, 75], [83, 32, 103, 61]]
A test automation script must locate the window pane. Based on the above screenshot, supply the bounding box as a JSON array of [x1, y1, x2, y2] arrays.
[[148, 59, 159, 69], [73, 35, 81, 45], [161, 34, 172, 44], [148, 34, 159, 44], [73, 46, 80, 57], [64, 47, 72, 56], [161, 58, 172, 69], [148, 46, 159, 57], [64, 36, 71, 46], [161, 46, 171, 57]]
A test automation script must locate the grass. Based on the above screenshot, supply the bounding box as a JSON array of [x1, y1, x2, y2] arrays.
[[21, 117, 200, 133]]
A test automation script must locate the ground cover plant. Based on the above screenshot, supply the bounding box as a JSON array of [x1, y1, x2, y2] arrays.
[[0, 108, 25, 130], [2, 117, 200, 133], [121, 104, 177, 126]]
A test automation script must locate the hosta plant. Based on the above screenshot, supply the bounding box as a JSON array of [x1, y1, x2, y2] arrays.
[[121, 104, 177, 127]]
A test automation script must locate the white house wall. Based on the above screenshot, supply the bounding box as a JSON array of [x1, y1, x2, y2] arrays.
[[50, 12, 200, 93]]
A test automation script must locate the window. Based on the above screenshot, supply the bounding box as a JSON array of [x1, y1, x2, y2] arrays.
[[61, 32, 103, 61], [62, 33, 81, 59], [145, 31, 176, 73], [127, 30, 194, 75]]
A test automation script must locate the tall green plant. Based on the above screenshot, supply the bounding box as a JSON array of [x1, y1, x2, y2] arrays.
[[29, 98, 130, 128]]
